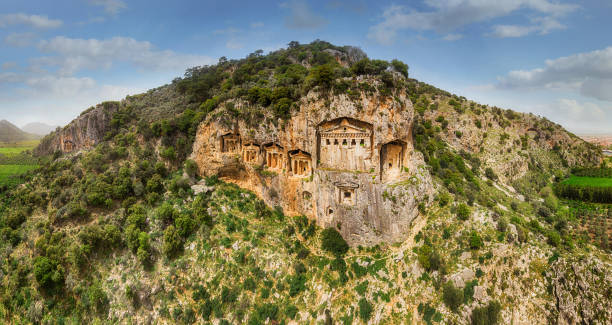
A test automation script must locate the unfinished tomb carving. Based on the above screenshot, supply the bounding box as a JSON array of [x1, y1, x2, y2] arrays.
[[381, 140, 406, 182], [317, 118, 373, 171]]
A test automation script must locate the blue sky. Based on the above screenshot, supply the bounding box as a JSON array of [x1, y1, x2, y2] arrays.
[[1, 0, 611, 134]]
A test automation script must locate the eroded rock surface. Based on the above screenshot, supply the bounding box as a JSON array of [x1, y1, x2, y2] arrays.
[[192, 88, 434, 246], [548, 257, 612, 325], [35, 102, 120, 155]]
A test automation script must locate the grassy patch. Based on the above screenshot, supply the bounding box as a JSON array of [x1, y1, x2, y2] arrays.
[[0, 164, 38, 185], [0, 140, 39, 155], [561, 176, 612, 187]]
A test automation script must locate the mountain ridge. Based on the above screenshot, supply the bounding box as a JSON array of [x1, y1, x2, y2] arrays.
[[2, 40, 609, 324], [21, 122, 59, 136], [0, 119, 39, 143]]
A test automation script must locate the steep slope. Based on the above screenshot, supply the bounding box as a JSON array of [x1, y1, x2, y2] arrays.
[[21, 122, 59, 137], [0, 120, 39, 142], [0, 41, 609, 324]]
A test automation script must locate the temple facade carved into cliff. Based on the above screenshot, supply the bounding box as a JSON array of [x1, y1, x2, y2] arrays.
[[192, 96, 434, 246]]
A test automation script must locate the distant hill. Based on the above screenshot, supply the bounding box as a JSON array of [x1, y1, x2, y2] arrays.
[[0, 120, 39, 142], [21, 122, 59, 136]]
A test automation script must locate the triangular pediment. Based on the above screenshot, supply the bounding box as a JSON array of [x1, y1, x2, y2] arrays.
[[322, 119, 367, 134], [265, 143, 283, 151], [290, 151, 311, 159]]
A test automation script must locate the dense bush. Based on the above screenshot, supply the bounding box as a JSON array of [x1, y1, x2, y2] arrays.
[[184, 159, 198, 178], [417, 244, 443, 272], [321, 228, 349, 256], [485, 167, 498, 181], [443, 281, 464, 312], [33, 256, 64, 290], [358, 298, 373, 322], [471, 301, 501, 325], [469, 231, 484, 250], [157, 202, 177, 224], [136, 232, 152, 265], [87, 282, 109, 314], [457, 203, 471, 220], [162, 225, 183, 258], [497, 218, 508, 232]]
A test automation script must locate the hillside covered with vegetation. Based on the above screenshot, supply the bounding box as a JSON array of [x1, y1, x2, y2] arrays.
[[0, 40, 610, 324]]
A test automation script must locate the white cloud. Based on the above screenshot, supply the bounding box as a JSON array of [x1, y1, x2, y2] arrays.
[[0, 75, 144, 126], [0, 72, 23, 83], [496, 46, 612, 101], [1, 62, 17, 70], [491, 16, 565, 38], [225, 39, 244, 50], [368, 0, 578, 44], [25, 76, 97, 97], [0, 13, 62, 29], [77, 16, 107, 26], [4, 32, 37, 47], [442, 33, 463, 41], [281, 0, 327, 29], [36, 36, 215, 75], [535, 99, 612, 134], [89, 0, 127, 15], [213, 27, 241, 35]]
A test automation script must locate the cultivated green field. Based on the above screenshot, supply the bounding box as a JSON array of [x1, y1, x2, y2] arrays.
[[0, 140, 39, 187], [562, 176, 612, 187], [0, 164, 38, 186], [0, 139, 38, 156]]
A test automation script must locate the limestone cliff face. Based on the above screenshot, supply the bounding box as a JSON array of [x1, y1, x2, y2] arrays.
[[35, 102, 119, 156], [192, 88, 434, 246]]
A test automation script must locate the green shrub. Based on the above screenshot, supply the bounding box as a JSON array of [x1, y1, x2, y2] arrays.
[[136, 232, 152, 265], [162, 225, 183, 258], [547, 230, 561, 247], [146, 174, 164, 194], [87, 282, 109, 314], [457, 203, 471, 220], [285, 305, 298, 319], [321, 228, 349, 256], [157, 202, 177, 224], [358, 298, 373, 322], [33, 256, 64, 290], [497, 218, 508, 232], [125, 224, 140, 252], [175, 214, 196, 237], [485, 167, 497, 180], [471, 301, 501, 325], [463, 279, 478, 303], [390, 59, 409, 78], [442, 281, 464, 312], [288, 274, 307, 297], [185, 159, 198, 178], [160, 147, 176, 161], [417, 244, 443, 272], [469, 231, 484, 250]]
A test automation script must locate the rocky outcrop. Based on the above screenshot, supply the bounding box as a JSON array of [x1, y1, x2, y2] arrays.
[[191, 85, 434, 246], [548, 257, 612, 324], [35, 102, 119, 156]]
